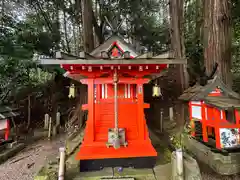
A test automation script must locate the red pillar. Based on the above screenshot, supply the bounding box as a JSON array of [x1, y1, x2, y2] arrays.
[[5, 119, 10, 140], [82, 79, 95, 143], [136, 79, 149, 141], [214, 109, 221, 149], [215, 127, 221, 149], [201, 102, 208, 142], [189, 102, 195, 137], [137, 83, 145, 140]]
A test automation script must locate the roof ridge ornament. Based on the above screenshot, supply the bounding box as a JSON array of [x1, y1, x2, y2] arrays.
[[104, 16, 125, 36], [188, 62, 218, 87]]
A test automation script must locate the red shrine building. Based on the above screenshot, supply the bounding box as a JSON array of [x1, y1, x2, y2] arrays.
[[179, 76, 240, 150], [40, 34, 186, 171]]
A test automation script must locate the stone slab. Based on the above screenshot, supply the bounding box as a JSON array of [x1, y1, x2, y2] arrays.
[[72, 167, 156, 180], [113, 167, 155, 180], [0, 131, 46, 165], [73, 168, 114, 180], [66, 148, 79, 168], [154, 163, 171, 180], [35, 130, 84, 180], [65, 148, 80, 179], [183, 134, 240, 175], [0, 143, 25, 164], [7, 141, 18, 148], [0, 143, 7, 152], [183, 153, 202, 180], [66, 130, 84, 157]]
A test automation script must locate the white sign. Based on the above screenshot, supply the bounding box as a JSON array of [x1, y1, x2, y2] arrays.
[[0, 119, 7, 130], [191, 106, 202, 119], [220, 128, 239, 148]]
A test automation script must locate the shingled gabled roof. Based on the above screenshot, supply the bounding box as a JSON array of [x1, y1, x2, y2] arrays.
[[0, 106, 19, 120], [90, 35, 139, 58], [179, 76, 240, 101], [204, 96, 240, 110]]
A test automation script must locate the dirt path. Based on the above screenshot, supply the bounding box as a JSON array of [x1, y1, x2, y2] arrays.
[[0, 135, 65, 180]]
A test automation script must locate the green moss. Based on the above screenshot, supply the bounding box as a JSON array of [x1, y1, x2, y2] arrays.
[[37, 167, 47, 176], [34, 176, 48, 180], [170, 133, 183, 149], [163, 148, 172, 163], [35, 165, 58, 180]]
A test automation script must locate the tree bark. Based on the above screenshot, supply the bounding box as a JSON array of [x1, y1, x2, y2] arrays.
[[203, 0, 232, 87], [169, 0, 187, 93], [195, 0, 204, 42], [74, 0, 83, 51], [1, 0, 5, 27], [81, 0, 94, 53], [169, 0, 187, 128], [63, 9, 71, 53], [92, 11, 104, 44]]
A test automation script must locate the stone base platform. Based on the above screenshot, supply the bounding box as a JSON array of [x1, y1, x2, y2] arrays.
[[183, 135, 240, 175]]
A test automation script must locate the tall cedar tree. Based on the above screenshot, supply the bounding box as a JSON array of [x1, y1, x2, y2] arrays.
[[169, 0, 187, 93], [203, 0, 232, 87], [81, 0, 94, 53]]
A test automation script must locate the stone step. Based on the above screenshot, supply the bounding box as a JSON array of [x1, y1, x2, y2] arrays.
[[73, 167, 156, 180]]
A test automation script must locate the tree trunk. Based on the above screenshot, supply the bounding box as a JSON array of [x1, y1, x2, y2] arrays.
[[74, 0, 83, 51], [1, 0, 5, 27], [169, 0, 187, 92], [81, 0, 94, 53], [169, 0, 187, 129], [195, 0, 203, 42], [53, 0, 61, 50], [73, 25, 79, 56], [63, 9, 71, 53], [203, 0, 232, 87]]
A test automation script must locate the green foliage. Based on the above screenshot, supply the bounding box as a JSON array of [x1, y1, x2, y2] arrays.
[[100, 0, 170, 54], [232, 0, 240, 72], [170, 134, 182, 149], [184, 0, 204, 84], [2, 0, 240, 101], [231, 0, 240, 91], [0, 5, 56, 103]]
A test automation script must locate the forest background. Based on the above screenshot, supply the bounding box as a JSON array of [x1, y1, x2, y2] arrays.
[[0, 0, 239, 128]]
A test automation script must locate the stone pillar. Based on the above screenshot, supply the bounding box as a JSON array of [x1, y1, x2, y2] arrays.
[[44, 114, 49, 130], [56, 112, 61, 134], [52, 126, 57, 137], [171, 149, 184, 180], [169, 107, 174, 121], [48, 117, 52, 140], [58, 147, 66, 180], [56, 112, 61, 127]]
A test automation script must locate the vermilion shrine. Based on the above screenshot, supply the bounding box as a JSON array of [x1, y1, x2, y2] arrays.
[[0, 106, 19, 143], [179, 76, 240, 150], [40, 34, 186, 171]]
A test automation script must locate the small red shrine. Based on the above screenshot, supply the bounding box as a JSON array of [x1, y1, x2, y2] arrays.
[[0, 106, 19, 144], [40, 34, 186, 171], [179, 76, 240, 150]]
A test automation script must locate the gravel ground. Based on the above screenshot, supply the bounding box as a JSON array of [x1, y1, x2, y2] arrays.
[[1, 132, 240, 180], [199, 162, 240, 180], [0, 135, 65, 180]]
